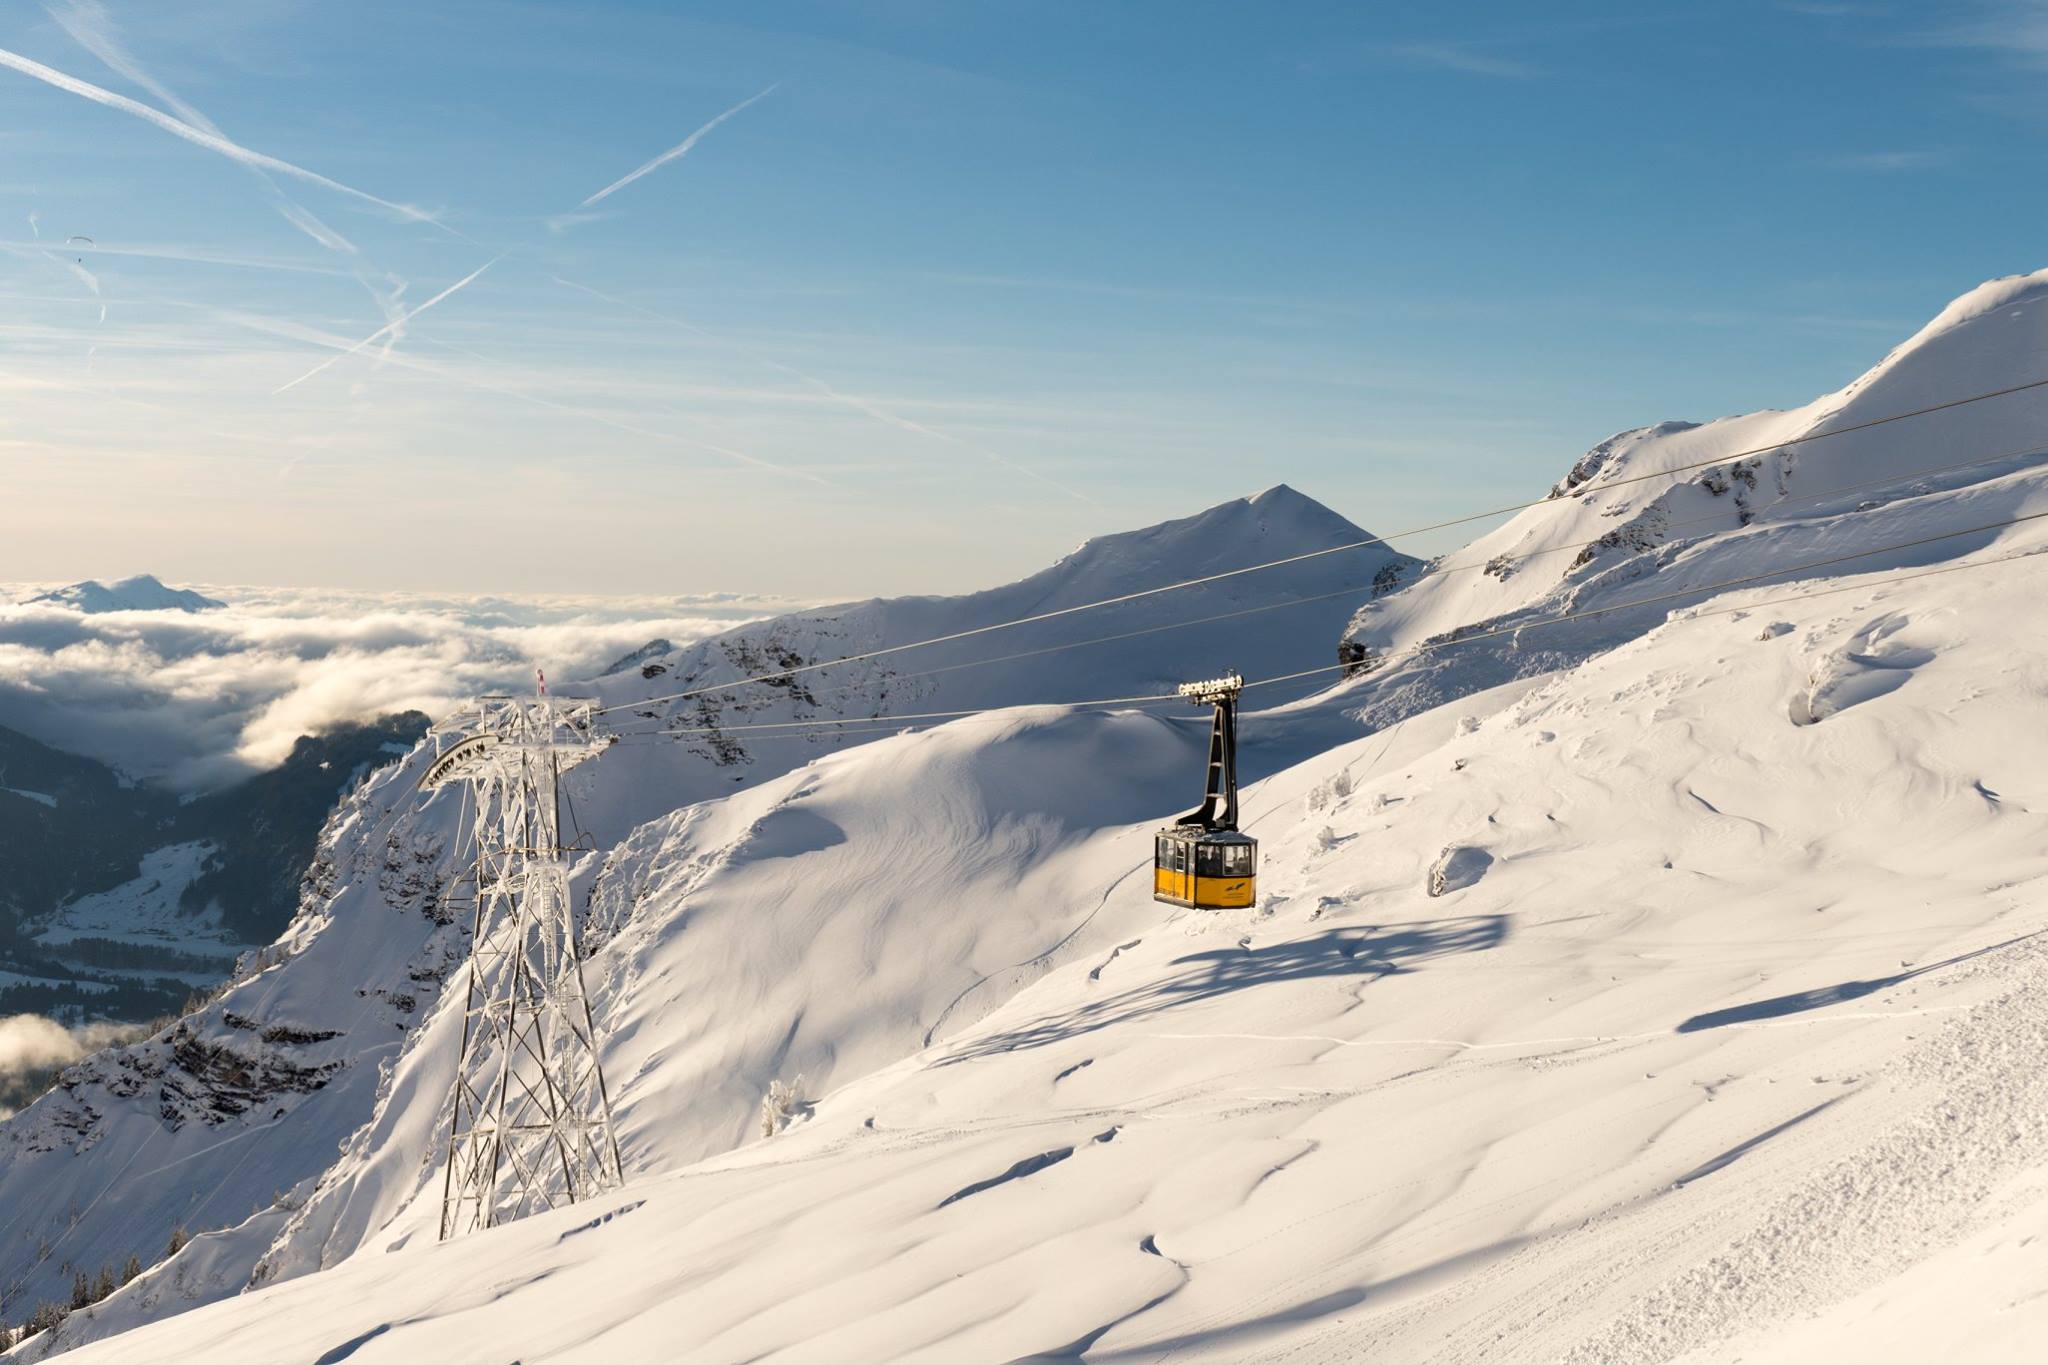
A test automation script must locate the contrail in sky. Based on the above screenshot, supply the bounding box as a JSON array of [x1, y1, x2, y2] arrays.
[[273, 256, 502, 394], [0, 42, 437, 224], [46, 1, 422, 366], [553, 276, 1099, 505], [50, 0, 211, 131], [579, 84, 779, 208], [236, 310, 825, 482], [2, 238, 345, 274], [44, 0, 414, 354]]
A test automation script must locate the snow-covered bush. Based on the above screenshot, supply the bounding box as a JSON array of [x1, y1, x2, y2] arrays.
[[1307, 770, 1354, 813], [759, 1076, 812, 1138]]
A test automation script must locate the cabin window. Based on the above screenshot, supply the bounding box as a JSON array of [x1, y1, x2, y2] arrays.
[[1195, 843, 1226, 876], [1222, 843, 1255, 877]]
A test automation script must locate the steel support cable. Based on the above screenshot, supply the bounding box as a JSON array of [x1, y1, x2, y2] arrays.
[[606, 441, 2048, 732], [1237, 504, 2048, 697], [607, 504, 2048, 740], [614, 690, 1182, 737], [591, 373, 2048, 720]]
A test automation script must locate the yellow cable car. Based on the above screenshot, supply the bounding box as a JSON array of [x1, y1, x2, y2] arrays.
[[1154, 674, 1257, 909]]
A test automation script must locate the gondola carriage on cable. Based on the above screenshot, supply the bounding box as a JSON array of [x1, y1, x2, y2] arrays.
[[1154, 673, 1257, 909]]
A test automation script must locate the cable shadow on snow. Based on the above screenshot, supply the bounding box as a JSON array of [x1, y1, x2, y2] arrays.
[[1674, 933, 2033, 1033], [939, 917, 1508, 1066]]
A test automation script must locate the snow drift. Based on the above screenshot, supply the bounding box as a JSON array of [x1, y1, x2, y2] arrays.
[[0, 484, 1404, 1342], [18, 271, 2048, 1361]]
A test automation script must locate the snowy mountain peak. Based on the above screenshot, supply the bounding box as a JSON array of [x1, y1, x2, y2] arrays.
[[26, 574, 226, 614], [1342, 267, 2048, 675], [21, 282, 2048, 1356], [1246, 480, 1312, 508], [1880, 267, 2048, 365], [1033, 483, 1381, 609]]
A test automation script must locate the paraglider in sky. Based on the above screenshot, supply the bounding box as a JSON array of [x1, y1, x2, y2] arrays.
[[66, 234, 92, 263]]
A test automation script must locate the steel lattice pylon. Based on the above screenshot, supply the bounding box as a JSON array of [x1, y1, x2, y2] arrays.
[[422, 688, 623, 1240]]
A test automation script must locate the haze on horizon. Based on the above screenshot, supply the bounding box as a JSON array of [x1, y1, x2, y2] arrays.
[[2, 0, 2043, 599]]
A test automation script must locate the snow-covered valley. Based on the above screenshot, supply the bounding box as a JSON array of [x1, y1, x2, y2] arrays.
[[11, 270, 2048, 1361]]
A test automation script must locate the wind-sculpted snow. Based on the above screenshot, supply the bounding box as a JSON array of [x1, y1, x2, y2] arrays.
[[1343, 269, 2048, 701], [38, 508, 2048, 1363], [0, 483, 1399, 1353], [253, 706, 1211, 1291], [22, 274, 2048, 1359]]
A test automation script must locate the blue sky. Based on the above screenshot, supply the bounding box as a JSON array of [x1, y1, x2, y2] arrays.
[[1, 0, 2044, 596]]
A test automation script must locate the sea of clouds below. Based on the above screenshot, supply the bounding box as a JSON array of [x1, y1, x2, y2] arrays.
[[0, 582, 803, 792]]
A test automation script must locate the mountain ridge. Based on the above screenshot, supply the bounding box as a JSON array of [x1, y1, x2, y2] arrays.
[[23, 576, 225, 615], [15, 270, 2048, 1358], [0, 484, 1403, 1338]]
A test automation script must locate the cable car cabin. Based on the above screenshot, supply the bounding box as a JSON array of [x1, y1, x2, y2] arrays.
[[1153, 828, 1256, 909], [1154, 672, 1258, 910]]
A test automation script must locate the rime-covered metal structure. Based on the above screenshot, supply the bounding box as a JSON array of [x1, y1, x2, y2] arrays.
[[422, 688, 623, 1240]]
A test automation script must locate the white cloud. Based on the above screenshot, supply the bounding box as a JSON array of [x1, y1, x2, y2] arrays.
[[0, 1014, 145, 1117], [1917, 1, 2048, 65], [1373, 42, 1546, 79], [0, 586, 801, 791]]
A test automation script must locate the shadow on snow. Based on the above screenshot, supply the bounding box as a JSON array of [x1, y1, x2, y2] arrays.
[[1675, 933, 2033, 1033], [941, 916, 1509, 1065]]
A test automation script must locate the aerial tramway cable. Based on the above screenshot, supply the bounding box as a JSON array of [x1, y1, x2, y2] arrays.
[[605, 441, 2048, 735], [594, 370, 2048, 720], [1237, 503, 2048, 699], [607, 505, 2048, 742]]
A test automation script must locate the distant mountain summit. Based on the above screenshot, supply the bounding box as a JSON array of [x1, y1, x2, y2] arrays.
[[26, 574, 225, 613], [576, 482, 1413, 824], [599, 638, 678, 677]]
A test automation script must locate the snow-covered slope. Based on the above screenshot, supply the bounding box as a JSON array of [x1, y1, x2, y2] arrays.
[[22, 577, 224, 614], [1339, 270, 2048, 722], [567, 483, 1405, 831], [0, 485, 1401, 1341], [38, 489, 2048, 1363], [19, 271, 2048, 1361], [0, 756, 459, 1326]]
